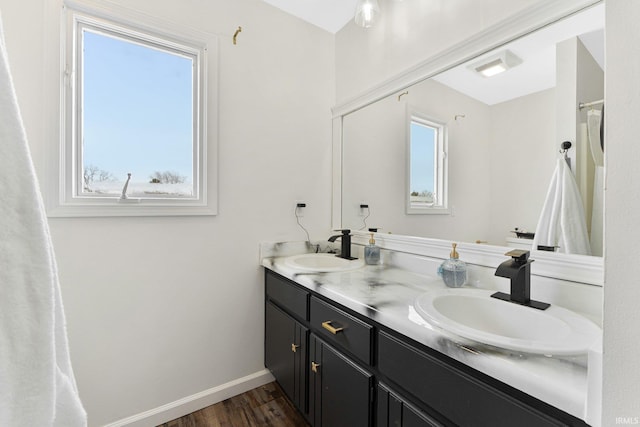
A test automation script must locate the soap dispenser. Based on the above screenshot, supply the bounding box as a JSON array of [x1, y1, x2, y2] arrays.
[[438, 243, 467, 287], [364, 229, 381, 265]]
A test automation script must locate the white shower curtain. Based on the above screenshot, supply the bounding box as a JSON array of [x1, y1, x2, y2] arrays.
[[0, 12, 87, 427], [587, 108, 604, 257], [533, 157, 592, 256]]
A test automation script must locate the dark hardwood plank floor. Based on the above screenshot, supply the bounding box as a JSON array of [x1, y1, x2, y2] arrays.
[[157, 382, 310, 427]]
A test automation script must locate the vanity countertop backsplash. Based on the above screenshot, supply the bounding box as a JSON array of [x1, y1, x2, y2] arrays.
[[259, 241, 603, 424]]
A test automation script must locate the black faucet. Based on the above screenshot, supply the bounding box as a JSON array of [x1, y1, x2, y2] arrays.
[[328, 229, 357, 260], [491, 250, 550, 310]]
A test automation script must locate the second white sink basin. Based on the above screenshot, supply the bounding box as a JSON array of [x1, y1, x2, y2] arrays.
[[414, 288, 600, 356], [284, 253, 365, 273]]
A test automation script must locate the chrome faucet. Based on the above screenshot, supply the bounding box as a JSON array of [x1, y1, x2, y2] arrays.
[[491, 250, 550, 310], [328, 229, 357, 260]]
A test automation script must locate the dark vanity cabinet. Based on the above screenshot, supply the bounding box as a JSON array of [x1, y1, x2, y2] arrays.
[[264, 270, 310, 416], [309, 334, 373, 427], [264, 269, 588, 427], [264, 301, 308, 412]]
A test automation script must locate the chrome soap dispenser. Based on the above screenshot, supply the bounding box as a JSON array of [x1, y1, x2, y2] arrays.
[[364, 230, 380, 265], [438, 243, 467, 287]]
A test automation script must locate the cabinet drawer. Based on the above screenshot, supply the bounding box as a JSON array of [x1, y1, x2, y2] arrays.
[[378, 331, 565, 427], [265, 270, 309, 321], [310, 296, 373, 365]]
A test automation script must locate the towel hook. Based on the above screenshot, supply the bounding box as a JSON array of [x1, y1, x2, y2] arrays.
[[233, 26, 242, 45], [398, 91, 409, 101], [559, 141, 572, 170], [559, 141, 572, 155]]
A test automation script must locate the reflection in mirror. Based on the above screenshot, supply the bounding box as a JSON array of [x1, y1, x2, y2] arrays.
[[341, 4, 604, 258]]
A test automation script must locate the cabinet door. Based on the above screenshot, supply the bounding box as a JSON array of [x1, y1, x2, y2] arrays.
[[265, 301, 308, 412], [309, 334, 373, 427], [377, 383, 443, 427]]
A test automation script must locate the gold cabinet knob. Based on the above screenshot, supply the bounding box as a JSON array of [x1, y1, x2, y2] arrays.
[[311, 361, 320, 373], [291, 343, 299, 353]]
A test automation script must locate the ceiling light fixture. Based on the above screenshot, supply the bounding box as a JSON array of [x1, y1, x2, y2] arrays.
[[354, 0, 381, 28], [469, 50, 522, 77]]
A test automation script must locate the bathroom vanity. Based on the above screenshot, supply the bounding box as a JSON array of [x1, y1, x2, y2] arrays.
[[262, 249, 595, 427]]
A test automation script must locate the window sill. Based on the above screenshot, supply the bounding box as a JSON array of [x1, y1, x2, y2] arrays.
[[46, 199, 217, 217], [406, 207, 451, 215]]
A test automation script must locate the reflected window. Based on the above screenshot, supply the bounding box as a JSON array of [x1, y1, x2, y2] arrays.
[[407, 113, 448, 214]]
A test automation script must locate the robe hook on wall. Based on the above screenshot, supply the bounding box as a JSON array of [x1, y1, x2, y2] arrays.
[[233, 26, 242, 45], [398, 91, 408, 101], [560, 141, 572, 169], [559, 140, 572, 155]]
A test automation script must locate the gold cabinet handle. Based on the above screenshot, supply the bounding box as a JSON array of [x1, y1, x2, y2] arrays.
[[311, 361, 320, 373], [322, 320, 344, 335], [291, 343, 299, 353]]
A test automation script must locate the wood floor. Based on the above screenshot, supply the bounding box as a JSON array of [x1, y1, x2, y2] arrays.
[[157, 382, 310, 427]]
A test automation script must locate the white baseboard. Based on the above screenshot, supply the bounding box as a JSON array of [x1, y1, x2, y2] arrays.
[[102, 369, 275, 427]]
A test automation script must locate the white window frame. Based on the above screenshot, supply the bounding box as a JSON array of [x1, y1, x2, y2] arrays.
[[406, 109, 449, 215], [50, 1, 218, 217]]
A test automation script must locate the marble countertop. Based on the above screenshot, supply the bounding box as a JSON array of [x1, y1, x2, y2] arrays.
[[261, 251, 590, 422]]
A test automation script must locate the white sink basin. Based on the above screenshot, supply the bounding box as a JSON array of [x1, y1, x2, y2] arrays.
[[284, 253, 365, 273], [414, 288, 601, 355]]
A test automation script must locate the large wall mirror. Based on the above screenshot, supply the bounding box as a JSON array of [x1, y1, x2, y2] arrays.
[[340, 2, 604, 260]]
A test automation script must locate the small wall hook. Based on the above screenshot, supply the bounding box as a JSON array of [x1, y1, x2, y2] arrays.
[[398, 91, 409, 101], [233, 26, 242, 45], [559, 140, 572, 154], [454, 114, 466, 121]]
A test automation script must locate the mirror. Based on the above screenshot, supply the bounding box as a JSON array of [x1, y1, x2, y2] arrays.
[[341, 4, 604, 258]]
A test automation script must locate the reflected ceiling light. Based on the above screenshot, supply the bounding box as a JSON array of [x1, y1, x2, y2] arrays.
[[354, 0, 381, 28], [470, 50, 522, 77]]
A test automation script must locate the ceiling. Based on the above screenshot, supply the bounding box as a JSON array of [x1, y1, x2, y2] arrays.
[[262, 0, 358, 33], [433, 3, 604, 105], [263, 1, 604, 106]]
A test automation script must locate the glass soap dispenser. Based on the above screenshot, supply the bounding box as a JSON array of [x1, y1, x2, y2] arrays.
[[364, 230, 380, 265], [438, 243, 467, 287]]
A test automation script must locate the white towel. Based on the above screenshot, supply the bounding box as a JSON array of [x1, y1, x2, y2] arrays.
[[533, 158, 592, 256], [0, 13, 87, 427]]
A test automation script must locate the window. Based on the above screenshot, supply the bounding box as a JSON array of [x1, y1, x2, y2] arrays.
[[53, 3, 217, 216], [407, 112, 448, 214]]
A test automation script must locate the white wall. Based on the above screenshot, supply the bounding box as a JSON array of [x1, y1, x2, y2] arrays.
[[603, 0, 640, 423], [0, 0, 334, 425], [488, 89, 557, 244]]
